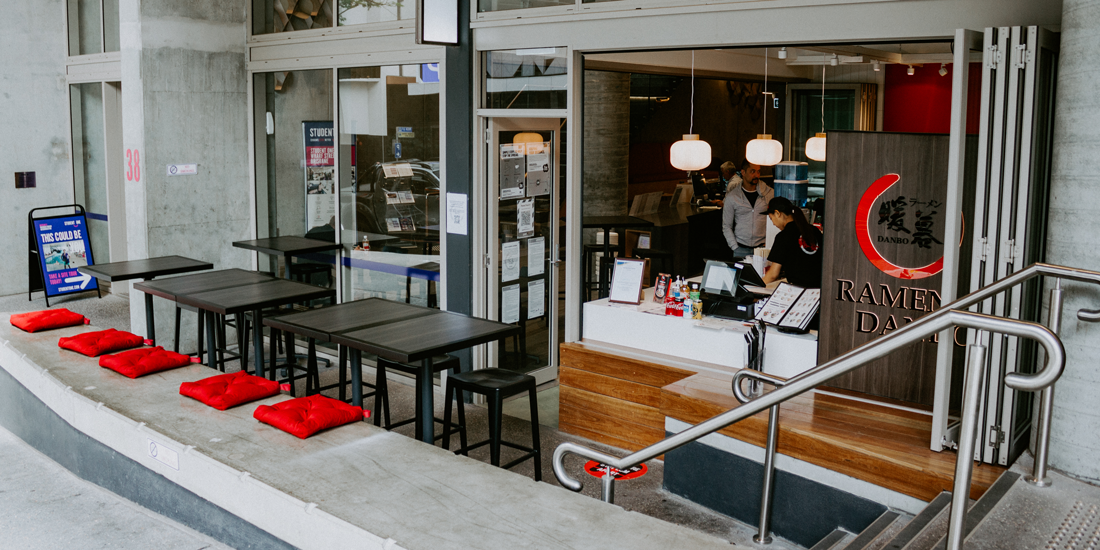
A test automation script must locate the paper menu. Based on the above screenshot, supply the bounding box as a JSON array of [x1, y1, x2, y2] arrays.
[[502, 284, 520, 324], [502, 241, 520, 282], [756, 283, 803, 325], [779, 288, 820, 329], [528, 279, 545, 318], [527, 237, 545, 276]]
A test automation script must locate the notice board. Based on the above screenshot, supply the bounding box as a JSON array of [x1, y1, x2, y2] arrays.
[[818, 131, 952, 406]]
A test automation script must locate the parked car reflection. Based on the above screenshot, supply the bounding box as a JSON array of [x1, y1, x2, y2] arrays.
[[343, 160, 440, 252]]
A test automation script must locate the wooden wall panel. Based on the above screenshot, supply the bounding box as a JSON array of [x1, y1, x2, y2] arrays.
[[819, 131, 952, 406]]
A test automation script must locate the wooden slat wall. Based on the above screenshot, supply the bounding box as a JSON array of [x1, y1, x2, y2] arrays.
[[559, 342, 695, 453], [661, 370, 1006, 502]]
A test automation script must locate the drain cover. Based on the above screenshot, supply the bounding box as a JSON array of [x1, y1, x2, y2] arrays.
[[1045, 501, 1100, 550]]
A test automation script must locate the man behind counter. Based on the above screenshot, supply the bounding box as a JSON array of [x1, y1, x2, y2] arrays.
[[721, 160, 773, 259], [761, 196, 822, 289]]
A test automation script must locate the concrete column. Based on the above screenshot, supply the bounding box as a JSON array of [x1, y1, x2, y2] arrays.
[[120, 0, 250, 347], [1045, 0, 1100, 484], [582, 71, 630, 220]]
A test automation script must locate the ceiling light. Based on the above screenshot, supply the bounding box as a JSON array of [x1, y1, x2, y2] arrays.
[[670, 52, 711, 172], [830, 55, 838, 67], [872, 60, 880, 71], [907, 65, 915, 76], [746, 47, 783, 166], [778, 47, 787, 60], [939, 63, 948, 77]]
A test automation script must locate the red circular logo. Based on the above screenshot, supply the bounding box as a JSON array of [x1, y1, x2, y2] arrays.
[[855, 174, 944, 280], [583, 461, 648, 481]]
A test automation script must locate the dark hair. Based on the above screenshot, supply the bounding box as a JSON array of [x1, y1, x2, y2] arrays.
[[739, 159, 755, 172], [765, 197, 818, 248]]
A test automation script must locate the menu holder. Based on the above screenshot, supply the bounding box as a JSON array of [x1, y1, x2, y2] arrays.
[[755, 283, 820, 331], [608, 257, 646, 305]]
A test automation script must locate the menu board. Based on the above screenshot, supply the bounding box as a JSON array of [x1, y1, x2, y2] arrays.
[[756, 283, 820, 330]]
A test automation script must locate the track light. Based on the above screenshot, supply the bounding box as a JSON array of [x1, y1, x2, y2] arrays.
[[830, 55, 838, 66], [907, 65, 915, 76], [872, 60, 880, 71], [939, 63, 948, 77], [778, 47, 787, 60]]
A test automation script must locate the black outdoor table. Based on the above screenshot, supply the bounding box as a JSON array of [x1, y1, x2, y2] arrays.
[[177, 278, 336, 376], [267, 298, 520, 444], [582, 216, 654, 298], [232, 236, 342, 279], [79, 256, 213, 346]]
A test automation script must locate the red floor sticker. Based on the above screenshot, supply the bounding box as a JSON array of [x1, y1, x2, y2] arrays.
[[583, 461, 647, 480]]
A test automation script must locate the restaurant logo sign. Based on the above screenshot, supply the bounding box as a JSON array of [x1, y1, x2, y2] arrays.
[[855, 174, 945, 280]]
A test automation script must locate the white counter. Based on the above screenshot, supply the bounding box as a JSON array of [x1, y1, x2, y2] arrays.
[[582, 290, 819, 379]]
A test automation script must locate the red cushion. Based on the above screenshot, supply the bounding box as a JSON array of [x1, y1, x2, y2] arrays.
[[58, 329, 144, 357], [253, 394, 363, 439], [180, 371, 280, 411], [10, 309, 86, 333], [99, 347, 191, 378]]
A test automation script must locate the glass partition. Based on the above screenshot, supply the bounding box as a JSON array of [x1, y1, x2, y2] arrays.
[[337, 64, 441, 307], [70, 83, 111, 264], [67, 0, 120, 55], [253, 69, 336, 277], [483, 48, 568, 109]]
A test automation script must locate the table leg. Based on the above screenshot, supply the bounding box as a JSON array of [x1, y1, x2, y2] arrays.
[[350, 349, 363, 409], [252, 308, 265, 378], [600, 227, 612, 298], [416, 356, 434, 444], [144, 292, 156, 345], [204, 310, 219, 371]]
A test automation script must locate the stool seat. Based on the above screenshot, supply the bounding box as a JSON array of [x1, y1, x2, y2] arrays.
[[443, 368, 541, 481]]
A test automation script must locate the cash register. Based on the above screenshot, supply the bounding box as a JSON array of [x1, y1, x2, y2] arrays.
[[700, 259, 768, 320]]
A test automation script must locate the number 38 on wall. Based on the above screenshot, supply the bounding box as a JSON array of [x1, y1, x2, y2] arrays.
[[125, 149, 141, 182]]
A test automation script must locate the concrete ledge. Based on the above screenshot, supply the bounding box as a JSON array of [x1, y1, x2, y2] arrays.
[[0, 316, 737, 550]]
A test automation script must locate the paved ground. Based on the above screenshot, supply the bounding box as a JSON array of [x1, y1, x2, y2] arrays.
[[0, 424, 231, 550]]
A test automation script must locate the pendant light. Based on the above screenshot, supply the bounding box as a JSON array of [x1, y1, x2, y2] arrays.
[[513, 131, 544, 155], [746, 48, 783, 166], [805, 55, 827, 162], [670, 51, 712, 172]]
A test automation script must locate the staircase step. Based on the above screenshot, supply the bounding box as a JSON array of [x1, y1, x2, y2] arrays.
[[809, 528, 849, 550], [880, 492, 953, 550], [843, 510, 904, 550], [927, 471, 1022, 550]]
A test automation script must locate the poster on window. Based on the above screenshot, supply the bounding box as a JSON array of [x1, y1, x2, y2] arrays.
[[32, 213, 98, 297], [499, 144, 525, 200], [526, 143, 551, 197], [303, 121, 336, 230]]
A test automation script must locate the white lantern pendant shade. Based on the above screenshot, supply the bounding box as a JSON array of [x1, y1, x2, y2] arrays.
[[746, 134, 783, 166], [670, 134, 712, 171], [805, 132, 827, 161], [513, 131, 544, 154]]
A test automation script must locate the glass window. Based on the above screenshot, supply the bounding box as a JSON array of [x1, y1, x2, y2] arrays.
[[337, 64, 441, 307], [253, 69, 338, 278], [67, 0, 120, 55], [790, 87, 856, 185], [483, 48, 568, 109], [479, 0, 572, 12], [252, 0, 412, 35], [70, 83, 111, 263]]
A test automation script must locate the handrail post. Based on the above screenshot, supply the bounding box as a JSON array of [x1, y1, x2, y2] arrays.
[[947, 344, 987, 550], [1026, 279, 1062, 487], [601, 468, 616, 504], [753, 403, 780, 544]]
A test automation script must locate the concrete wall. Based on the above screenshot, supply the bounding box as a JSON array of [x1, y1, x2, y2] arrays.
[[120, 0, 251, 345], [0, 0, 74, 297], [1045, 0, 1100, 484], [582, 71, 630, 218]]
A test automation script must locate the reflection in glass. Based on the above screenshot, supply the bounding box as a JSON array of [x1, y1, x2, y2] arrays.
[[791, 88, 855, 185], [337, 65, 441, 307], [483, 48, 568, 110], [70, 83, 110, 263], [103, 0, 120, 52], [478, 0, 572, 13], [338, 0, 411, 26], [253, 69, 335, 276], [252, 0, 414, 35]]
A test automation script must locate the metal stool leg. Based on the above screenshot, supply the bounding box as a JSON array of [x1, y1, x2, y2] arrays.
[[528, 385, 542, 482], [489, 392, 503, 467], [442, 381, 455, 451], [173, 306, 182, 353]]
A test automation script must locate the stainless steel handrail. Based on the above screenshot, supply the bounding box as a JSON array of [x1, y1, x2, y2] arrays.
[[732, 370, 787, 544], [554, 311, 1064, 550]]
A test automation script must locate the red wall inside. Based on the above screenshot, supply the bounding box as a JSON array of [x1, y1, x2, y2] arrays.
[[883, 63, 982, 134]]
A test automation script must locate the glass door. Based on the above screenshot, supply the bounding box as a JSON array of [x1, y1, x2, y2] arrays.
[[485, 117, 565, 385]]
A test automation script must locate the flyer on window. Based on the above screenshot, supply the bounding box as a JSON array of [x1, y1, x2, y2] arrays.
[[527, 236, 545, 276], [528, 278, 545, 319], [303, 121, 336, 230], [502, 241, 520, 282], [502, 284, 521, 324]]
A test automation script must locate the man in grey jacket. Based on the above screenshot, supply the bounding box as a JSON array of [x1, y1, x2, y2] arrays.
[[722, 160, 773, 259]]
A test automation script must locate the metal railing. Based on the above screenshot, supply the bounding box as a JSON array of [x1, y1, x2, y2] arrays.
[[553, 262, 1100, 550]]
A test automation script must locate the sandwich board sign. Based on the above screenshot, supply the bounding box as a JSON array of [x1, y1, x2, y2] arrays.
[[29, 205, 99, 305]]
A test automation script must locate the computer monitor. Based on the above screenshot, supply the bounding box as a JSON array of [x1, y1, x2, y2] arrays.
[[734, 261, 766, 287], [701, 259, 742, 298], [690, 172, 710, 201]]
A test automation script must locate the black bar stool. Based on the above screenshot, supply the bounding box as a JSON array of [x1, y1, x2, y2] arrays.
[[376, 355, 463, 442], [441, 368, 541, 481]]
